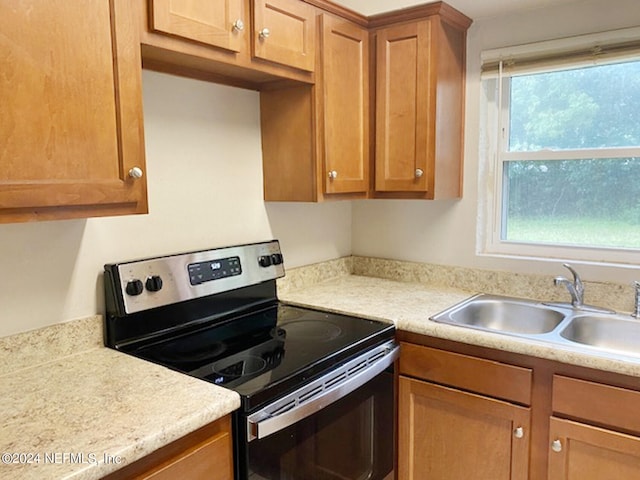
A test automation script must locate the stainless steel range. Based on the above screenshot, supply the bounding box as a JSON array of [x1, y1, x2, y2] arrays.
[[104, 240, 398, 480]]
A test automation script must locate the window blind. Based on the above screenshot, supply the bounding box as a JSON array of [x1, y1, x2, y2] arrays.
[[481, 26, 640, 78]]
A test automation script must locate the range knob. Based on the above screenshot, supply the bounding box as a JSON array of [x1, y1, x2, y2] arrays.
[[125, 279, 144, 296], [258, 255, 273, 267], [145, 275, 164, 292], [271, 253, 283, 265]]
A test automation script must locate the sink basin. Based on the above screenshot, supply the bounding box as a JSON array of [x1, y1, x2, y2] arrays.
[[432, 295, 566, 335], [432, 294, 640, 361], [560, 315, 640, 356]]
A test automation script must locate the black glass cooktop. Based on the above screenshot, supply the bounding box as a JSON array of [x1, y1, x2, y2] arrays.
[[127, 304, 395, 411]]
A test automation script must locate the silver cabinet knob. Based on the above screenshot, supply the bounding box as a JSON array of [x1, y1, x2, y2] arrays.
[[128, 167, 143, 179], [232, 19, 244, 32], [551, 439, 562, 453], [328, 170, 338, 179], [514, 427, 524, 439], [259, 28, 270, 39], [415, 168, 424, 178]]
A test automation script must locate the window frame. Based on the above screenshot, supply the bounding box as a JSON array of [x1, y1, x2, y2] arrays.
[[480, 58, 640, 266]]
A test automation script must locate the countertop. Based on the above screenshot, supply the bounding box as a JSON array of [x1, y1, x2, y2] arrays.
[[3, 271, 639, 479], [279, 274, 640, 378], [0, 318, 240, 480]]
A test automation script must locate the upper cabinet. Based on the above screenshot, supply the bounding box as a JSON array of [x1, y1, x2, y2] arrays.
[[260, 2, 471, 202], [0, 1, 471, 224], [0, 0, 147, 223], [373, 7, 471, 199], [140, 0, 315, 88], [150, 0, 246, 53], [260, 14, 369, 201], [374, 21, 431, 194], [253, 0, 316, 72], [321, 15, 369, 195]]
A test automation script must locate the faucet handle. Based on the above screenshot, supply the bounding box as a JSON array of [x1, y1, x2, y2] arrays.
[[562, 263, 583, 291]]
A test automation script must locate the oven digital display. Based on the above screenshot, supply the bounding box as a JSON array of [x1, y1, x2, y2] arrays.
[[188, 256, 242, 285]]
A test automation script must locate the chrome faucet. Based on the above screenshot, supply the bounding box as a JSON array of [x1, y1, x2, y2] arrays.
[[554, 264, 584, 308], [633, 281, 640, 318]]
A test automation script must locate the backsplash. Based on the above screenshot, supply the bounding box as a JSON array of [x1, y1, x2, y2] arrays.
[[277, 256, 353, 294], [280, 255, 635, 314]]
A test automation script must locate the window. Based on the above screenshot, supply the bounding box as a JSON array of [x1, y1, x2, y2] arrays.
[[480, 28, 640, 264]]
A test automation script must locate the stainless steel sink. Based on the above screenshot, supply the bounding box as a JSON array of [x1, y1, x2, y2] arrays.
[[560, 315, 640, 356], [431, 293, 640, 360], [432, 295, 566, 335]]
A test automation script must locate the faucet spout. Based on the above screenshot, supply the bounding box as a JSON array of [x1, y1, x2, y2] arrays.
[[554, 264, 584, 308]]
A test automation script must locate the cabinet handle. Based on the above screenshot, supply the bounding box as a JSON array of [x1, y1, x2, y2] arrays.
[[328, 170, 338, 180], [232, 19, 244, 32], [514, 427, 524, 439], [259, 28, 270, 39], [551, 439, 562, 453], [415, 168, 424, 178], [128, 167, 144, 179]]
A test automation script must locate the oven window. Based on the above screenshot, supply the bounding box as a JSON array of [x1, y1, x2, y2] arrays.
[[246, 370, 394, 480]]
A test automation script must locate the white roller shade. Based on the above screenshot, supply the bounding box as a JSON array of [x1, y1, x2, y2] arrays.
[[481, 26, 640, 78]]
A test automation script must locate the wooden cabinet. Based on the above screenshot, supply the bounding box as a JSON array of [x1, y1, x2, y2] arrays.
[[141, 1, 471, 203], [399, 377, 530, 480], [253, 0, 316, 72], [548, 418, 640, 480], [548, 375, 640, 479], [373, 8, 469, 199], [261, 4, 471, 202], [398, 332, 640, 480], [103, 415, 233, 480], [0, 0, 147, 223], [261, 14, 369, 201], [149, 0, 315, 71], [321, 15, 369, 195], [140, 0, 316, 88], [150, 0, 246, 53], [398, 343, 532, 480]]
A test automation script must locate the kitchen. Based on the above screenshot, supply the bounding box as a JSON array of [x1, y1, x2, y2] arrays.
[[2, 0, 640, 478]]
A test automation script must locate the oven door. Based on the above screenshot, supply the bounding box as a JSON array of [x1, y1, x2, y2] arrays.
[[235, 343, 397, 480]]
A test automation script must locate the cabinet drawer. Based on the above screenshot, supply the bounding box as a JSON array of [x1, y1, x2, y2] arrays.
[[553, 375, 640, 434], [399, 342, 532, 405]]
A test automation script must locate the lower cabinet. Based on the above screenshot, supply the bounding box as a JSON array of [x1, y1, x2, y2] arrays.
[[102, 415, 233, 480], [398, 336, 640, 480], [548, 417, 640, 480], [548, 375, 640, 480], [399, 377, 530, 479], [398, 342, 532, 480]]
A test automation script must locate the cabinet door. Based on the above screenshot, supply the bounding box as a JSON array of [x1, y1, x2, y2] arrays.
[[138, 426, 232, 480], [548, 417, 640, 480], [0, 0, 147, 223], [398, 376, 530, 480], [321, 15, 369, 195], [253, 0, 316, 72], [375, 21, 431, 193], [150, 0, 245, 53]]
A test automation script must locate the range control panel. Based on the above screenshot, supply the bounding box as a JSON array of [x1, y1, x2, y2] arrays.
[[188, 256, 242, 285], [105, 240, 285, 315]]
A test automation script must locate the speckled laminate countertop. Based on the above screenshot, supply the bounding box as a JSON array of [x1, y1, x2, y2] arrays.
[[0, 318, 240, 480], [279, 274, 640, 378]]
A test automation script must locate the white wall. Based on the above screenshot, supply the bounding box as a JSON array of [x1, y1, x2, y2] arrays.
[[0, 71, 351, 338], [352, 0, 640, 284]]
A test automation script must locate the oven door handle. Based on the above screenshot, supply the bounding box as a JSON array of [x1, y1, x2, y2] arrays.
[[246, 341, 398, 442]]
